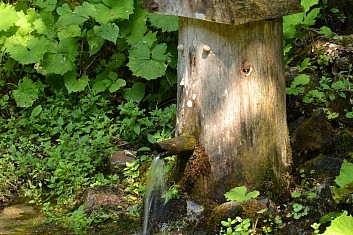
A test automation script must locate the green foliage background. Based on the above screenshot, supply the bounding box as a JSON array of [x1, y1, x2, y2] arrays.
[[0, 0, 178, 232]]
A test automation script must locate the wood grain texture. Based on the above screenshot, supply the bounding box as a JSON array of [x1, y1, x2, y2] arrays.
[[142, 0, 302, 25], [176, 17, 291, 201]]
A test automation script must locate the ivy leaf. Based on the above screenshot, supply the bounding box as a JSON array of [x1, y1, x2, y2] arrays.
[[0, 2, 18, 32], [12, 77, 39, 107], [224, 186, 260, 202], [5, 35, 49, 65], [123, 82, 145, 102], [148, 13, 178, 32], [322, 211, 353, 235], [94, 23, 119, 43], [128, 39, 170, 80], [64, 72, 89, 94]]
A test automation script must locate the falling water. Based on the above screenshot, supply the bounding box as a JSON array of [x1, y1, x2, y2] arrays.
[[142, 154, 166, 235]]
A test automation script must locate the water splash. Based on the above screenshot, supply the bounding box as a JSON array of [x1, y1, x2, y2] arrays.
[[142, 154, 166, 235]]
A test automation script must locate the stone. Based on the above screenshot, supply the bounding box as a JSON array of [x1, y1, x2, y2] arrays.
[[291, 108, 334, 166], [108, 150, 136, 173], [82, 186, 124, 210]]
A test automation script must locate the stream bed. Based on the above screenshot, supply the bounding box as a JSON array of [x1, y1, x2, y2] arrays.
[[0, 198, 73, 235]]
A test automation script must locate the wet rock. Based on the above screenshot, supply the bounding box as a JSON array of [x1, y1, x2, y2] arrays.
[[291, 108, 334, 166], [108, 150, 136, 173], [208, 198, 276, 232], [299, 155, 343, 181], [82, 186, 124, 210], [335, 129, 353, 154]]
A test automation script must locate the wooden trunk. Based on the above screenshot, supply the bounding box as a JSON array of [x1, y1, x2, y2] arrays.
[[176, 17, 291, 202]]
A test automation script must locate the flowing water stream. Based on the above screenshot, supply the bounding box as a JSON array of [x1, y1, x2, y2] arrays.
[[142, 154, 166, 235]]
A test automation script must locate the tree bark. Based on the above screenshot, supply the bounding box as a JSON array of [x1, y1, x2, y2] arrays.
[[176, 17, 291, 202]]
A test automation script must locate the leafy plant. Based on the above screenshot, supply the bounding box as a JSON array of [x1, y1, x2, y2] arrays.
[[225, 186, 260, 202], [322, 211, 353, 235], [332, 160, 353, 203], [162, 183, 180, 204]]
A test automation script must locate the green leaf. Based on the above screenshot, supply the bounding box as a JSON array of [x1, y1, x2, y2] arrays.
[[31, 105, 43, 118], [42, 38, 78, 74], [128, 40, 170, 80], [109, 79, 126, 93], [94, 23, 119, 43], [123, 82, 145, 102], [123, 2, 148, 46], [302, 0, 319, 13], [33, 0, 57, 12], [148, 13, 178, 32], [56, 4, 87, 27], [291, 191, 301, 198], [323, 211, 353, 235], [335, 160, 353, 188], [224, 186, 260, 202], [87, 29, 105, 56], [64, 72, 89, 94], [94, 0, 134, 24], [57, 25, 81, 40], [0, 2, 18, 32], [293, 74, 310, 86], [5, 35, 49, 65], [12, 77, 39, 107], [318, 26, 333, 37], [92, 79, 111, 94], [303, 8, 320, 26], [73, 2, 97, 18], [43, 53, 74, 75]]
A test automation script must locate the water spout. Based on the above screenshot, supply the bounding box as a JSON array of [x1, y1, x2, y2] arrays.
[[142, 154, 166, 235], [153, 134, 196, 158]]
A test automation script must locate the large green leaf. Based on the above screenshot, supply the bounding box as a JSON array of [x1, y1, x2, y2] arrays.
[[0, 2, 18, 32], [73, 2, 97, 18], [86, 29, 105, 56], [123, 82, 145, 102], [94, 23, 119, 43], [323, 211, 353, 235], [224, 186, 260, 202], [57, 24, 81, 40], [127, 35, 170, 80], [64, 72, 89, 94], [94, 0, 134, 24], [33, 0, 57, 12], [148, 13, 178, 32], [5, 35, 49, 65], [335, 160, 353, 188], [56, 3, 87, 27], [122, 1, 148, 46], [302, 0, 319, 13], [43, 53, 74, 75], [12, 77, 40, 107]]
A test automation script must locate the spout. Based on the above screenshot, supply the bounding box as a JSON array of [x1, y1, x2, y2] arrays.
[[153, 134, 196, 158]]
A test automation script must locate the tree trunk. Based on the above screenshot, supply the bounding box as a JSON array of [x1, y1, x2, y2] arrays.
[[176, 17, 291, 202]]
